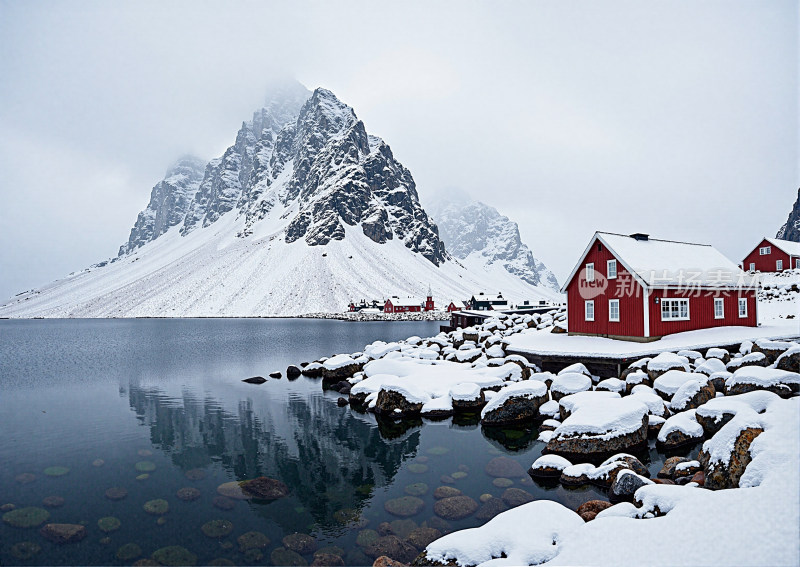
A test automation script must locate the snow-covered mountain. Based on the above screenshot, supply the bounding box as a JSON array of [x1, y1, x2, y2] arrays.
[[429, 199, 559, 291], [776, 188, 800, 242], [0, 84, 560, 317]]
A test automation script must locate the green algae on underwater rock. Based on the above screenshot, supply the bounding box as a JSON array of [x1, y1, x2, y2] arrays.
[[492, 477, 514, 488], [451, 471, 468, 480], [10, 541, 41, 560], [384, 496, 425, 517], [151, 545, 197, 566], [404, 482, 429, 496], [426, 446, 450, 456], [407, 463, 428, 474], [175, 487, 201, 501], [92, 459, 105, 467], [137, 449, 153, 457], [270, 547, 307, 567], [201, 519, 234, 538], [2, 506, 50, 528], [43, 466, 70, 477], [156, 517, 167, 526], [117, 543, 142, 561], [98, 516, 121, 533], [105, 487, 128, 501], [143, 499, 169, 516], [237, 530, 270, 552], [99, 536, 112, 545], [135, 461, 156, 473], [136, 474, 150, 481]]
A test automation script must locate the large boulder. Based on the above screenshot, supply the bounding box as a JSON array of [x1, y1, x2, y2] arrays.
[[669, 378, 715, 413], [775, 346, 800, 372], [656, 410, 704, 450], [433, 496, 479, 520], [609, 470, 653, 503], [703, 427, 764, 489], [480, 381, 547, 426], [725, 367, 800, 398], [374, 388, 425, 418], [549, 372, 592, 401], [576, 500, 613, 522], [726, 352, 769, 372], [39, 524, 87, 544], [646, 353, 690, 381], [449, 383, 485, 413], [652, 370, 698, 401], [751, 339, 796, 364], [529, 454, 572, 479], [322, 354, 366, 380], [546, 397, 649, 458]]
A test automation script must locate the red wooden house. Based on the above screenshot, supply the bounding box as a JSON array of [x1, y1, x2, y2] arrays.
[[742, 237, 800, 272], [384, 296, 422, 313], [561, 232, 758, 341], [446, 300, 466, 312]]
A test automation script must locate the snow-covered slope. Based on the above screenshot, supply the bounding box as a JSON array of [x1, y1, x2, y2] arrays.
[[1, 85, 559, 317], [776, 187, 800, 242], [429, 198, 559, 290]]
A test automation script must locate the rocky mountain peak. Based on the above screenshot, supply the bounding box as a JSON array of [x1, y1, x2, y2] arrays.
[[118, 155, 206, 256], [776, 188, 800, 242], [429, 198, 559, 290]]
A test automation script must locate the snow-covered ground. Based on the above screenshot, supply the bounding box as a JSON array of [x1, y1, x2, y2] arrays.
[[426, 394, 798, 567], [0, 212, 560, 318]]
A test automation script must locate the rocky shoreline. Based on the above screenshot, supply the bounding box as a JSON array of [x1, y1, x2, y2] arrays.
[[246, 307, 799, 567]]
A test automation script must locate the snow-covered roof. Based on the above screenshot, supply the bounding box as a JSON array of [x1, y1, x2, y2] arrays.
[[764, 237, 800, 257], [448, 300, 467, 307], [386, 296, 422, 307], [472, 293, 505, 302], [561, 232, 757, 292]]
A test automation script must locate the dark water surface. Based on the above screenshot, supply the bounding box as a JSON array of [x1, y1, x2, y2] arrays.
[[1, 319, 679, 566]]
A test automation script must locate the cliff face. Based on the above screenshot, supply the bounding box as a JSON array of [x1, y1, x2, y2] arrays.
[[776, 188, 800, 242]]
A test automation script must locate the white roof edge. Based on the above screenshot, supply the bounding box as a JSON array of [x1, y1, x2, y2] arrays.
[[764, 237, 800, 257], [559, 232, 650, 292]]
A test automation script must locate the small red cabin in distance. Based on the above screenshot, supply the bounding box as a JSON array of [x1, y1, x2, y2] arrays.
[[446, 300, 466, 312], [742, 237, 800, 272], [384, 296, 422, 314], [561, 232, 758, 341]]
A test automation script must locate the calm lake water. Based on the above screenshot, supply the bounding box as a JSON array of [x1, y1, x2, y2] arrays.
[[0, 319, 690, 566]]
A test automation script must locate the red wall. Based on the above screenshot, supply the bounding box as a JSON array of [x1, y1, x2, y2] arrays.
[[649, 289, 757, 336], [742, 239, 793, 272], [566, 240, 645, 338]]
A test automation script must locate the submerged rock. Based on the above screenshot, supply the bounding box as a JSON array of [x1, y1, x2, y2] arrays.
[[240, 477, 290, 500], [500, 488, 534, 508], [105, 487, 128, 501], [98, 516, 121, 533], [433, 496, 478, 520], [15, 473, 36, 484], [433, 486, 461, 500], [404, 483, 429, 496], [176, 487, 201, 501], [42, 496, 65, 508], [43, 466, 70, 477], [484, 456, 527, 478], [184, 469, 206, 481], [364, 536, 418, 564], [212, 496, 236, 510], [2, 506, 50, 528], [39, 523, 87, 544], [11, 541, 42, 560], [311, 553, 345, 566], [271, 547, 307, 566], [116, 543, 143, 561], [238, 531, 270, 552], [135, 461, 156, 473], [216, 482, 250, 500], [384, 496, 425, 517], [143, 499, 169, 516], [152, 545, 198, 566], [201, 519, 234, 538], [474, 497, 509, 521], [283, 533, 317, 555]]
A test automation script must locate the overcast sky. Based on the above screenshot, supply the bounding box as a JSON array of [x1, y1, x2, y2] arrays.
[[0, 0, 797, 300]]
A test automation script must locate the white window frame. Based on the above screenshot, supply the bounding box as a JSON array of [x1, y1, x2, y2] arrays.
[[608, 299, 620, 322], [660, 298, 690, 321], [749, 262, 755, 272], [776, 259, 783, 271], [607, 259, 617, 279], [585, 263, 595, 282], [713, 297, 724, 319], [759, 246, 771, 255], [738, 297, 748, 318], [585, 300, 595, 321]]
